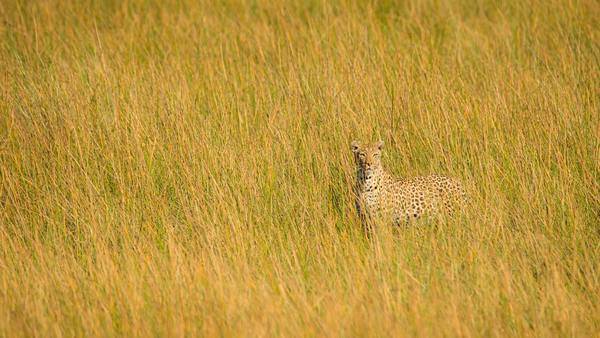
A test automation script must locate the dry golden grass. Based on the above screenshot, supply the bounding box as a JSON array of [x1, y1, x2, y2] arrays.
[[0, 0, 599, 336]]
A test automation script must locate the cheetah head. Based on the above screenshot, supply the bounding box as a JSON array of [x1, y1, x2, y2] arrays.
[[351, 140, 384, 174]]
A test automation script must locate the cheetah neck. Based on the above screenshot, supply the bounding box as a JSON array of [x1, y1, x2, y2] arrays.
[[356, 165, 391, 195]]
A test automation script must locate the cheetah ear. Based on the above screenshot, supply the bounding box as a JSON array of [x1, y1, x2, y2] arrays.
[[376, 140, 384, 150], [351, 141, 361, 153]]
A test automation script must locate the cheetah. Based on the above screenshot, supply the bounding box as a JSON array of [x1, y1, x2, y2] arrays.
[[351, 140, 467, 229]]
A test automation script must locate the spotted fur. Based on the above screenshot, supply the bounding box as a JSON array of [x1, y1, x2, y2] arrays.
[[351, 140, 467, 228]]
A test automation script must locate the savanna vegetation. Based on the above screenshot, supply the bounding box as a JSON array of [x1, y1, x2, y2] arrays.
[[1, 0, 598, 336]]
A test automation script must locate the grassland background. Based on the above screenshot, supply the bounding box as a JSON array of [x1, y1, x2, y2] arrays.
[[0, 0, 598, 336]]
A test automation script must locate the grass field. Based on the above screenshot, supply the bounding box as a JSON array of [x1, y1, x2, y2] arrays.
[[1, 0, 599, 336]]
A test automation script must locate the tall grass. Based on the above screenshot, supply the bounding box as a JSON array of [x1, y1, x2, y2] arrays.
[[0, 0, 598, 336]]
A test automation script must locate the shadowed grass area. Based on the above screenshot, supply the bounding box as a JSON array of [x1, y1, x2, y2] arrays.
[[0, 0, 598, 336]]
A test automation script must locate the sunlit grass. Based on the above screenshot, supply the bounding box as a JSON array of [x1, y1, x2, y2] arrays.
[[0, 0, 598, 336]]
